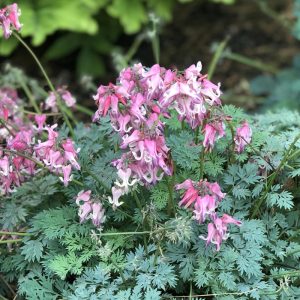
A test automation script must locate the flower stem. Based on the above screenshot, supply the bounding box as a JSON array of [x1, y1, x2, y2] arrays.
[[207, 36, 230, 80], [13, 32, 74, 137], [0, 239, 22, 244], [18, 77, 41, 114], [75, 104, 94, 116], [0, 119, 15, 136], [0, 231, 31, 236], [166, 175, 176, 216], [199, 147, 205, 180]]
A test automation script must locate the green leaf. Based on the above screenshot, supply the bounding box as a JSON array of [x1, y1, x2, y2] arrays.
[[77, 47, 105, 76], [44, 33, 81, 60], [21, 240, 44, 262], [106, 0, 147, 34], [49, 252, 83, 279], [19, 0, 99, 45], [0, 37, 19, 56], [267, 190, 294, 210], [148, 0, 175, 20]]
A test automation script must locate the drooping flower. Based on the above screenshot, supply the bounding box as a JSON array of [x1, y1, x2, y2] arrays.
[[45, 88, 76, 112], [62, 139, 80, 170], [193, 195, 216, 224], [203, 121, 225, 151], [34, 114, 46, 132], [0, 3, 22, 39], [108, 186, 124, 208], [75, 190, 106, 227], [60, 89, 76, 107], [91, 202, 106, 227], [200, 214, 242, 251], [175, 179, 198, 208], [234, 121, 252, 153], [59, 164, 73, 186]]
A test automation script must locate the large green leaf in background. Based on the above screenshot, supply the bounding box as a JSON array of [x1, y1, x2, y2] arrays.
[[106, 0, 148, 34], [18, 0, 106, 45]]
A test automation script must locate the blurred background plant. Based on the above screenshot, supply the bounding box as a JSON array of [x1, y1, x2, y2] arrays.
[[0, 0, 300, 111]]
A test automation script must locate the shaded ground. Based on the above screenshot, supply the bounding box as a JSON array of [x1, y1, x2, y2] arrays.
[[159, 0, 298, 91]]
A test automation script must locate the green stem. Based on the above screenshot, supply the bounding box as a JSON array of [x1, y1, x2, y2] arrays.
[[75, 104, 94, 116], [133, 190, 148, 253], [99, 228, 167, 237], [251, 133, 300, 218], [199, 147, 205, 180], [0, 239, 22, 244], [224, 51, 278, 74], [194, 126, 200, 144], [266, 270, 300, 279], [133, 190, 143, 211], [0, 274, 16, 298], [240, 136, 275, 171], [0, 119, 15, 136], [13, 33, 55, 92], [22, 109, 62, 116], [207, 36, 230, 80], [13, 32, 74, 137], [125, 33, 146, 63], [150, 17, 160, 64], [2, 149, 45, 168], [18, 78, 41, 114], [0, 231, 31, 236], [166, 175, 176, 216], [189, 282, 193, 300]]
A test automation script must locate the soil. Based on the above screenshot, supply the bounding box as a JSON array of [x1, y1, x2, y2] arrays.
[[159, 0, 298, 91]]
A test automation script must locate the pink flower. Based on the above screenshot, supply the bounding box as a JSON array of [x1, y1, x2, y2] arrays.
[[0, 3, 22, 39], [115, 168, 138, 193], [200, 214, 242, 251], [45, 92, 57, 111], [62, 139, 80, 170], [175, 179, 199, 208], [112, 114, 132, 134], [59, 164, 73, 186], [203, 122, 225, 151], [193, 195, 216, 224], [0, 156, 10, 176], [76, 190, 92, 223], [108, 186, 124, 208], [34, 114, 46, 132], [93, 83, 126, 121], [60, 89, 76, 107], [184, 61, 202, 80], [201, 79, 221, 106], [206, 182, 226, 201], [234, 121, 252, 153], [76, 190, 91, 204], [91, 203, 106, 227]]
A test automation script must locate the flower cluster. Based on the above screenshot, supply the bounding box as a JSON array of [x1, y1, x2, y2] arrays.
[[0, 3, 21, 39], [0, 88, 80, 194], [93, 63, 252, 208], [45, 87, 76, 112], [75, 190, 106, 227], [93, 64, 174, 208], [175, 179, 241, 251]]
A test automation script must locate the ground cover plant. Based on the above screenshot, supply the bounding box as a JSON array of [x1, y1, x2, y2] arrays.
[[0, 3, 300, 300]]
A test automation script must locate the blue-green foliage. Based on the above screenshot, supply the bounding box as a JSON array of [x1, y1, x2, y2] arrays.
[[250, 56, 300, 110], [1, 109, 300, 299]]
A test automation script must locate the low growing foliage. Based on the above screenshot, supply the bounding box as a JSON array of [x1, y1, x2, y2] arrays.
[[0, 4, 300, 299]]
